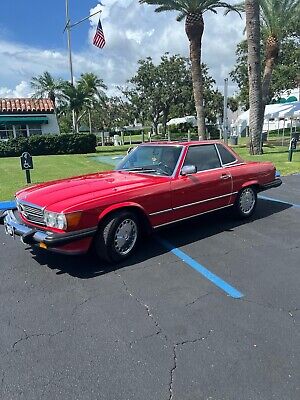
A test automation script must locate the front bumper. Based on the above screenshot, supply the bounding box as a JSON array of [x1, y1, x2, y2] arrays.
[[0, 208, 97, 251], [259, 178, 282, 192]]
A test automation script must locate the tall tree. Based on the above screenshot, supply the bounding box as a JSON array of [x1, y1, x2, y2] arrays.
[[77, 72, 107, 102], [30, 71, 64, 107], [60, 81, 102, 133], [139, 0, 239, 140], [259, 0, 299, 106], [123, 54, 220, 135], [232, 0, 299, 106], [77, 73, 107, 133], [245, 0, 264, 155], [230, 38, 300, 109]]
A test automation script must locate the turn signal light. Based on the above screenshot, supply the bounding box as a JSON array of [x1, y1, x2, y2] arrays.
[[39, 242, 47, 249], [66, 212, 82, 229]]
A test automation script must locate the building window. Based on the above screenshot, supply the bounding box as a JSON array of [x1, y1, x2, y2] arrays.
[[28, 124, 42, 136], [15, 124, 28, 138], [0, 124, 14, 139]]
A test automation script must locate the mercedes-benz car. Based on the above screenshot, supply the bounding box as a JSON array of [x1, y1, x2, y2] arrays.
[[0, 141, 282, 262]]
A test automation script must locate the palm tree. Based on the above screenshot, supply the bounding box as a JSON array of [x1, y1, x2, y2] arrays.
[[60, 74, 108, 133], [30, 71, 64, 107], [139, 0, 239, 140], [77, 72, 107, 101], [259, 0, 299, 106], [245, 0, 264, 155], [60, 82, 92, 133], [77, 73, 107, 133], [233, 0, 299, 106]]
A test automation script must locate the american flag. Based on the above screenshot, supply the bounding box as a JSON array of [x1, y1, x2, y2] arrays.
[[93, 18, 106, 48]]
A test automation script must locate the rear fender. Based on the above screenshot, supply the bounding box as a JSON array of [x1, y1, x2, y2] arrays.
[[241, 180, 259, 190]]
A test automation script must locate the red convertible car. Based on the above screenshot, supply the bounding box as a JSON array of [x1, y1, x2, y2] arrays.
[[1, 141, 281, 262]]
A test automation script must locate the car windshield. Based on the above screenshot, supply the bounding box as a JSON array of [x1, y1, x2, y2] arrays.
[[116, 145, 183, 176]]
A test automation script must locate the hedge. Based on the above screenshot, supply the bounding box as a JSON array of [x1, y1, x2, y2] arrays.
[[0, 134, 97, 157]]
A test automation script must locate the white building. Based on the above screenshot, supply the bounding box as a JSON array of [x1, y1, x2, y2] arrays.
[[0, 98, 60, 139]]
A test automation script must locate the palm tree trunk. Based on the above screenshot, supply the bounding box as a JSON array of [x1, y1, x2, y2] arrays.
[[189, 40, 206, 140], [88, 110, 92, 134], [185, 13, 206, 140], [162, 106, 169, 136], [262, 58, 276, 106], [245, 0, 264, 155], [262, 37, 279, 107]]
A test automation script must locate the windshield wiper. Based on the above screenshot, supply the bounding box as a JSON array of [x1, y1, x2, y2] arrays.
[[121, 166, 170, 176], [122, 167, 158, 173]]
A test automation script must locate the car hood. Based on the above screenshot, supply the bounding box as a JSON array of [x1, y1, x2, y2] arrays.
[[16, 170, 168, 213]]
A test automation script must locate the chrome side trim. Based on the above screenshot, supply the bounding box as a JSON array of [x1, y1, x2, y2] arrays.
[[149, 208, 173, 216], [153, 204, 234, 229], [171, 146, 185, 178], [214, 143, 239, 167], [173, 192, 238, 211], [214, 143, 223, 165], [223, 163, 244, 168]]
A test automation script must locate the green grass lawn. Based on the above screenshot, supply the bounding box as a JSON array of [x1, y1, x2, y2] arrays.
[[233, 145, 300, 175], [0, 142, 299, 201], [0, 154, 111, 201]]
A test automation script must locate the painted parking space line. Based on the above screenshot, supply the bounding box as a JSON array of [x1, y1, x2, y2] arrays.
[[157, 237, 244, 299], [0, 201, 16, 211], [258, 195, 300, 209]]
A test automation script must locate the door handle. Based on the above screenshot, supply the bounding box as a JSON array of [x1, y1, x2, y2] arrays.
[[220, 173, 231, 180]]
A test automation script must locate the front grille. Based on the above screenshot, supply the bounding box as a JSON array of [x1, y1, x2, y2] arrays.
[[18, 201, 45, 226]]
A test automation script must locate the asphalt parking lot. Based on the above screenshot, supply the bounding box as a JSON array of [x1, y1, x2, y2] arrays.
[[0, 175, 299, 400]]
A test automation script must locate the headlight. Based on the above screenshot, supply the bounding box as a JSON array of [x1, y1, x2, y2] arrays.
[[57, 214, 67, 230], [44, 211, 82, 230], [44, 211, 66, 230]]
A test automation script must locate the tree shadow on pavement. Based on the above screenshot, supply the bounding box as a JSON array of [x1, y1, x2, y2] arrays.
[[30, 199, 291, 279]]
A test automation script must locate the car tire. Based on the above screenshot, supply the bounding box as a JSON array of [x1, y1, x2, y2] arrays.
[[94, 210, 140, 263], [234, 186, 257, 219]]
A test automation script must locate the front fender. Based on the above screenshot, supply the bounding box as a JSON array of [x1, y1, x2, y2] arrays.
[[98, 202, 149, 223]]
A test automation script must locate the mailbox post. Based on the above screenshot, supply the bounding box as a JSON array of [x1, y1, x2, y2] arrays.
[[20, 152, 33, 183], [288, 138, 297, 162]]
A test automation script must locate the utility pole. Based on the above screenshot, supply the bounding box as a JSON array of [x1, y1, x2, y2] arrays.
[[64, 0, 102, 133], [223, 78, 229, 144]]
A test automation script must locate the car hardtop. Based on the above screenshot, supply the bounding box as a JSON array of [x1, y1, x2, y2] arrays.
[[138, 140, 243, 163], [139, 140, 223, 147]]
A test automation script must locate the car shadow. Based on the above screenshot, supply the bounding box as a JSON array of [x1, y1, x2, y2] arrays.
[[30, 199, 291, 279]]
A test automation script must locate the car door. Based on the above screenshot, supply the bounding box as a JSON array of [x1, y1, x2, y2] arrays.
[[171, 144, 233, 221]]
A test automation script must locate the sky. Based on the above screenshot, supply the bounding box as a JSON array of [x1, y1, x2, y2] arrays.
[[0, 1, 245, 98]]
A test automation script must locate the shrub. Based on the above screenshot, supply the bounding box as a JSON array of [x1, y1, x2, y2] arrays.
[[0, 134, 96, 157]]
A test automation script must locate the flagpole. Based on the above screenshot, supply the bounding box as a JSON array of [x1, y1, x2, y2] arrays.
[[64, 1, 102, 132], [65, 0, 76, 132], [70, 10, 102, 29]]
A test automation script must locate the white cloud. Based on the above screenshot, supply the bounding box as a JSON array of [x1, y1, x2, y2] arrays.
[[0, 0, 245, 98], [0, 81, 32, 98]]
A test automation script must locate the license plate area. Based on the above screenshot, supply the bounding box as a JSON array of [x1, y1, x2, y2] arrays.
[[4, 222, 15, 239]]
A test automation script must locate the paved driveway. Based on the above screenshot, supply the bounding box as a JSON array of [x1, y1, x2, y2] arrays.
[[0, 175, 299, 400]]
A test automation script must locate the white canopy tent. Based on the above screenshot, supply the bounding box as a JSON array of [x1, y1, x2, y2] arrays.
[[233, 101, 300, 136], [167, 115, 197, 126]]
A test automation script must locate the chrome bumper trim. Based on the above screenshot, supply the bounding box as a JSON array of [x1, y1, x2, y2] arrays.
[[2, 209, 97, 247]]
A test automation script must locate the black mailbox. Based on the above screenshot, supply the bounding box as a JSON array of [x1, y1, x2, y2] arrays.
[[20, 152, 33, 170]]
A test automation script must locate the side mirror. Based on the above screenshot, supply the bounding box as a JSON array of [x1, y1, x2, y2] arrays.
[[181, 165, 197, 176]]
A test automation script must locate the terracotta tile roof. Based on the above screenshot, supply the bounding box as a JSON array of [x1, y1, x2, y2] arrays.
[[0, 98, 55, 114]]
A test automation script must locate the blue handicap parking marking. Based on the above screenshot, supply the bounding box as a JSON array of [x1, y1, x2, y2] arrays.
[[0, 201, 16, 211], [158, 237, 244, 299], [258, 195, 300, 209]]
